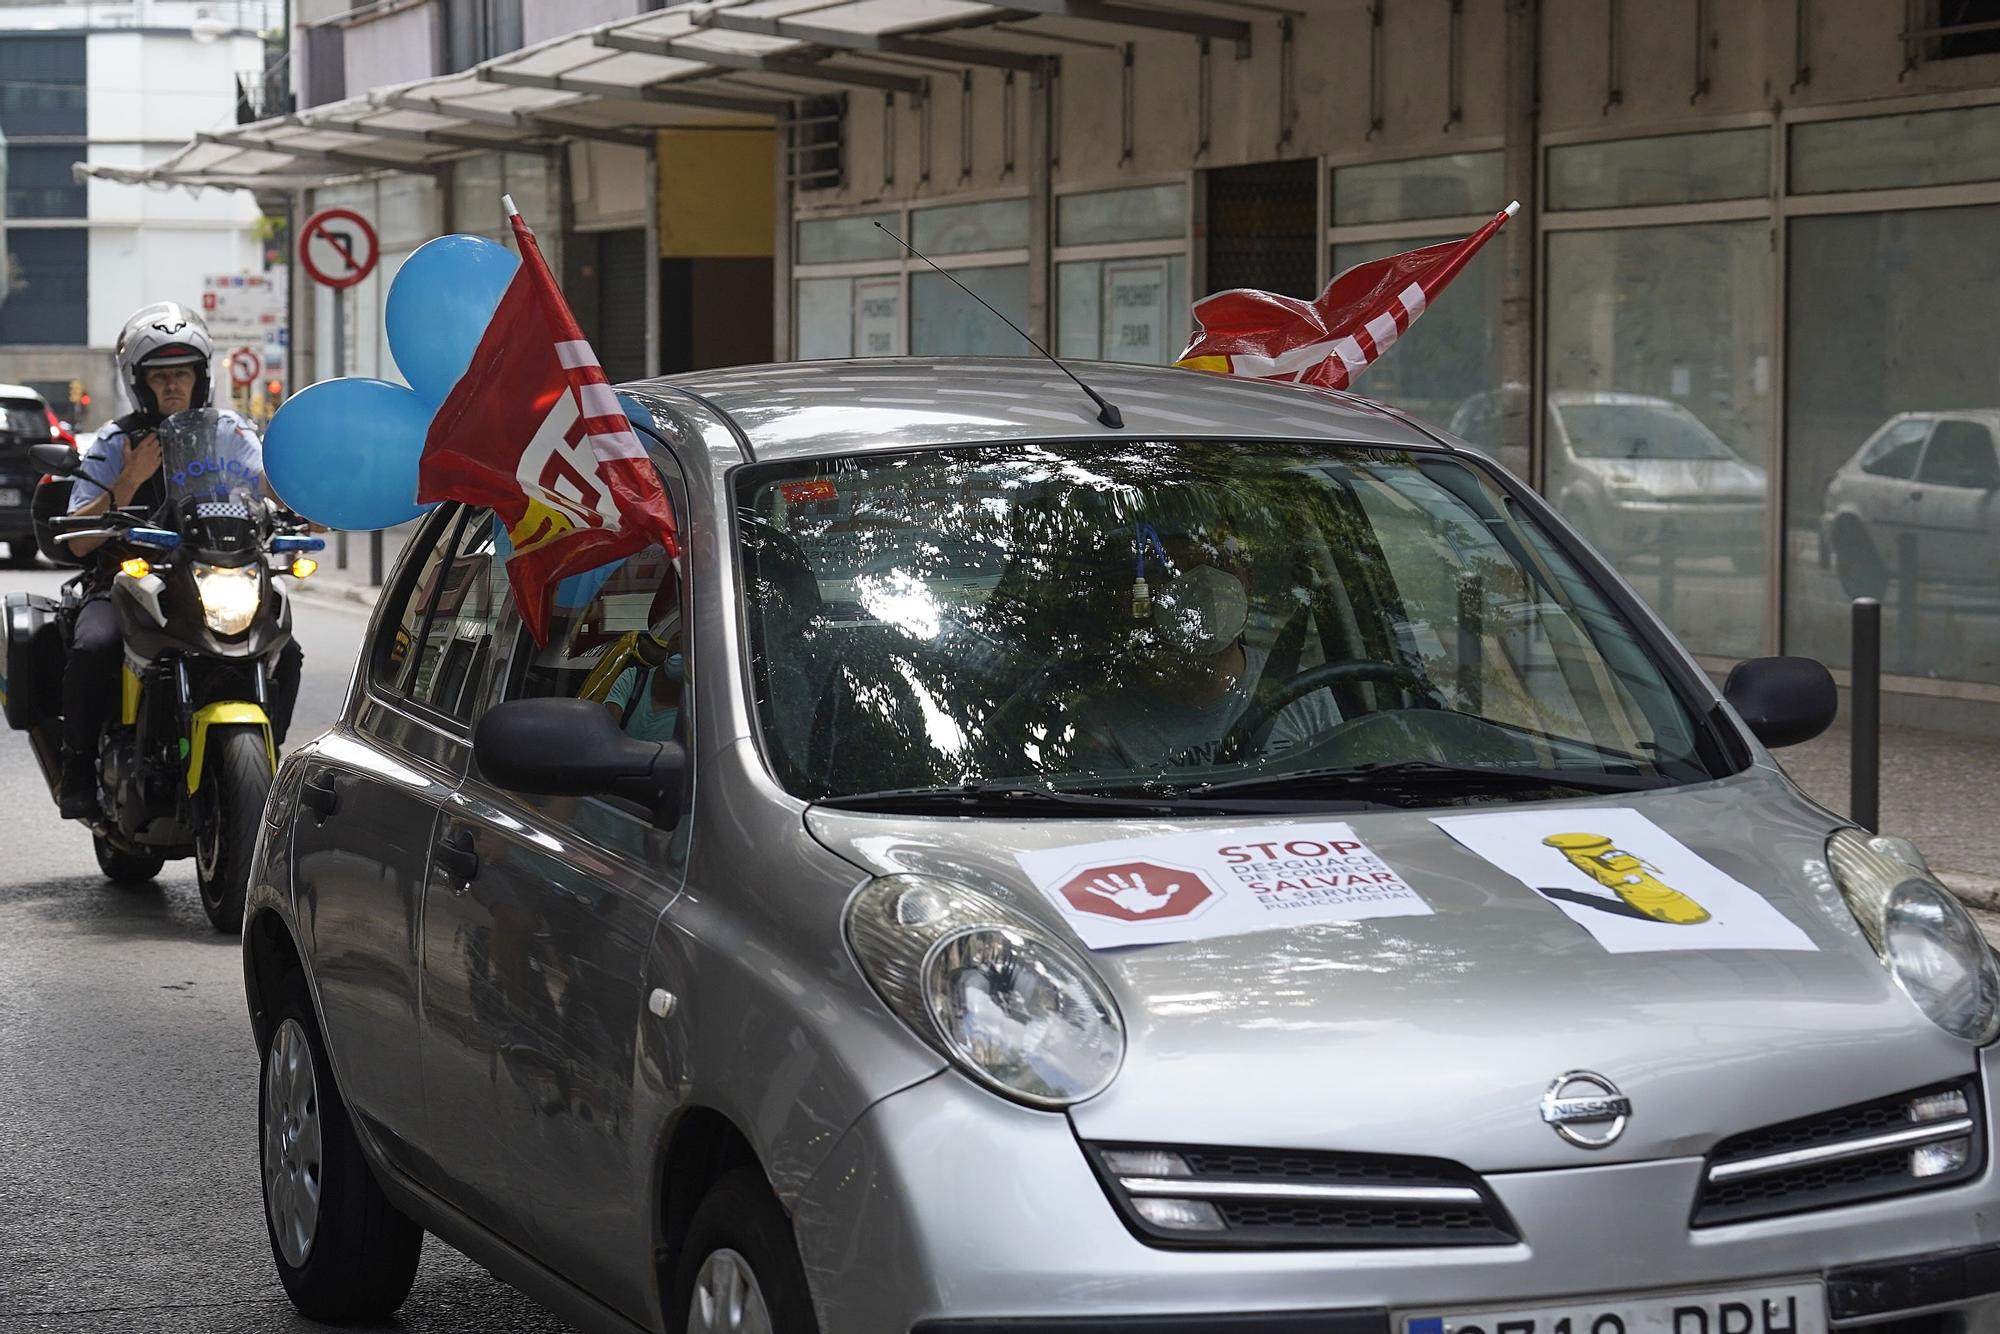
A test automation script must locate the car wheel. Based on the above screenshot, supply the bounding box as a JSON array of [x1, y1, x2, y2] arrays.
[[261, 983, 423, 1321], [1832, 519, 1888, 600], [671, 1169, 819, 1334], [93, 835, 163, 883], [194, 725, 270, 934]]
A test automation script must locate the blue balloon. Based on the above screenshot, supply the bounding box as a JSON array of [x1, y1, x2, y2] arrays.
[[265, 377, 436, 531], [385, 234, 519, 407]]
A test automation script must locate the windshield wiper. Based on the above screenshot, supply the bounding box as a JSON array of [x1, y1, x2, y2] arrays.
[[1185, 758, 1664, 800], [813, 780, 1196, 817]]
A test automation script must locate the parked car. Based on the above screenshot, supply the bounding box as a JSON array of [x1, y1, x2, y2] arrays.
[[248, 359, 2000, 1334], [1820, 410, 2000, 598], [0, 382, 66, 567]]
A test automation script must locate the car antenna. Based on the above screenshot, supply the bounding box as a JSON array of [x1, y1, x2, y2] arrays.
[[873, 221, 1123, 429]]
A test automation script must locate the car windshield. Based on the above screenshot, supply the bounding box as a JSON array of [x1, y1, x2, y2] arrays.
[[736, 440, 1715, 805], [1561, 402, 1737, 461], [1, 398, 47, 441]]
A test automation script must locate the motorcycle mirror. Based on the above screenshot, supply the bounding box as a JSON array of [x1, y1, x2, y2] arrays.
[[29, 443, 79, 476]]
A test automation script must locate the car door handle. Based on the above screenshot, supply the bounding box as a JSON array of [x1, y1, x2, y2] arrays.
[[433, 829, 479, 890], [301, 772, 339, 819]]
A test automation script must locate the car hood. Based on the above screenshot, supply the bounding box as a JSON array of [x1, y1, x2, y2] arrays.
[[1577, 456, 1765, 501], [805, 770, 1975, 1171]]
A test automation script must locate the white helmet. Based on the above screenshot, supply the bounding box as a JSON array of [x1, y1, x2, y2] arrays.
[[116, 302, 214, 414]]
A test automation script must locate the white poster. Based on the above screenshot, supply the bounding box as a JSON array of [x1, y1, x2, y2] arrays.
[[1104, 260, 1167, 365], [201, 272, 284, 344], [854, 278, 903, 357], [1432, 808, 1817, 954], [1015, 822, 1433, 951]]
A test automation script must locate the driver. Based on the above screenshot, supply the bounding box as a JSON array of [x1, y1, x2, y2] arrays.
[[56, 302, 304, 819], [1079, 521, 1341, 772]]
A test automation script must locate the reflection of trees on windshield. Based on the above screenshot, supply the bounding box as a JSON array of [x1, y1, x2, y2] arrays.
[[739, 442, 1705, 800]]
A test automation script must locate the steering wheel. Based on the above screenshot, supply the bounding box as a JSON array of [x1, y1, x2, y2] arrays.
[[1217, 658, 1435, 764], [982, 650, 1123, 754]]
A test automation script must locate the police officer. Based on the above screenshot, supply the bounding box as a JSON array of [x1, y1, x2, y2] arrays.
[[58, 302, 303, 819]]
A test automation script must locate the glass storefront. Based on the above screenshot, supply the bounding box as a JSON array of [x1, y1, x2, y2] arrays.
[[1784, 202, 2000, 687], [1054, 182, 1188, 365], [1544, 220, 1772, 659]]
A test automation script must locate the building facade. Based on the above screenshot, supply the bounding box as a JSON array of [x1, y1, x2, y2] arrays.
[[86, 0, 2000, 731], [0, 0, 275, 417]]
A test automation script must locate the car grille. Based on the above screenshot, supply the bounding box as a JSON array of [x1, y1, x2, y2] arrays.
[[1081, 1142, 1519, 1250], [1692, 1079, 1982, 1227]]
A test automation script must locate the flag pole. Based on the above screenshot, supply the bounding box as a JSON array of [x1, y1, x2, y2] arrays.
[[502, 193, 519, 219]]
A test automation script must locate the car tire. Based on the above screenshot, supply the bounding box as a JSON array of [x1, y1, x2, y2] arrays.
[[195, 725, 270, 934], [93, 834, 163, 883], [261, 981, 424, 1321], [1832, 519, 1888, 600], [670, 1169, 820, 1334]]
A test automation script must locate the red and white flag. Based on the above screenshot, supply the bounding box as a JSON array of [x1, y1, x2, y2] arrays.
[[1176, 202, 1518, 390], [418, 199, 680, 646]]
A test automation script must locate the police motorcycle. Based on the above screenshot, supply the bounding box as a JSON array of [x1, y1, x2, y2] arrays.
[[1, 409, 323, 932]]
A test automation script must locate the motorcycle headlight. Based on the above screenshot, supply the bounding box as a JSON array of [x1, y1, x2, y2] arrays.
[[1828, 829, 2000, 1044], [193, 562, 261, 636], [846, 875, 1124, 1108]]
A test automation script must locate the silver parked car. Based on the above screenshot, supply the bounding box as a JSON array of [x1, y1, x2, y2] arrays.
[[1820, 410, 2000, 598], [246, 359, 2000, 1334]]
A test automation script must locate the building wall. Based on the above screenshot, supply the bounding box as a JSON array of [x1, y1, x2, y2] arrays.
[[784, 0, 2000, 731]]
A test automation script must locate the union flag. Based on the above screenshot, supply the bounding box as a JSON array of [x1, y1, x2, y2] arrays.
[[418, 204, 681, 646], [1177, 202, 1518, 390]]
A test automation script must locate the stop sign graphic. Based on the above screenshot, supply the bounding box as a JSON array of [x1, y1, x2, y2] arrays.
[[1055, 860, 1217, 923]]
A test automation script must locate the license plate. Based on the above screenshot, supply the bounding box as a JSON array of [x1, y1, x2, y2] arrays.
[[1404, 1281, 1824, 1334], [0, 488, 21, 507]]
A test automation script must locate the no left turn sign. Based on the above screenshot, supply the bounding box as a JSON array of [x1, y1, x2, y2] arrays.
[[299, 207, 379, 289], [228, 347, 262, 386]]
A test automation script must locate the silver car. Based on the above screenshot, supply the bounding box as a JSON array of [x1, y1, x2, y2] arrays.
[[245, 359, 2000, 1334], [1820, 410, 2000, 598]]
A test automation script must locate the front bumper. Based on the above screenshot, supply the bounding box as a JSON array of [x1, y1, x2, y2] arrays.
[[793, 1051, 2000, 1334]]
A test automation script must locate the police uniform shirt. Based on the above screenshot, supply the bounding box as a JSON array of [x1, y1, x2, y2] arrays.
[[68, 410, 263, 515]]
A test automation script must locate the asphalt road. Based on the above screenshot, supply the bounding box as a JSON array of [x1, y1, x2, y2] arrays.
[[0, 566, 572, 1333]]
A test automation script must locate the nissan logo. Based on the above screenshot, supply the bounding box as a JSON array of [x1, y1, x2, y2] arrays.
[[1540, 1070, 1630, 1148]]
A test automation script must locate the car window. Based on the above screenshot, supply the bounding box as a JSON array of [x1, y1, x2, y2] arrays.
[[734, 440, 1713, 800], [403, 512, 500, 723], [1560, 402, 1735, 461], [1, 397, 47, 440], [1917, 421, 2000, 490], [1859, 419, 1930, 479], [373, 506, 463, 695]]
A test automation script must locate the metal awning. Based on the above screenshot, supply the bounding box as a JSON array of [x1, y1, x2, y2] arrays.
[[76, 0, 1265, 193]]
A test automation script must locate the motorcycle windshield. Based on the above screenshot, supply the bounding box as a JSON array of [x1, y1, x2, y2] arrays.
[[157, 408, 266, 554]]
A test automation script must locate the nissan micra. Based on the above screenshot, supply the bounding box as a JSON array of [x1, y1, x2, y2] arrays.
[[245, 359, 2000, 1334]]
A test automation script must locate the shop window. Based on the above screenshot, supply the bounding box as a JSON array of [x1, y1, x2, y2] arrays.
[[1056, 256, 1187, 364], [796, 213, 901, 265], [1547, 129, 1769, 211], [791, 95, 846, 193], [0, 35, 84, 137], [1332, 152, 1504, 227], [912, 198, 1029, 255], [1057, 184, 1186, 246], [5, 144, 85, 219], [796, 276, 902, 360], [1790, 104, 2000, 195], [910, 265, 1028, 356], [1926, 0, 2000, 60], [1785, 204, 2000, 687], [1545, 221, 1772, 660]]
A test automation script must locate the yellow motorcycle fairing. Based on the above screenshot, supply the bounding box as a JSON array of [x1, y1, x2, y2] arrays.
[[186, 701, 275, 793], [121, 666, 142, 726], [1543, 831, 1712, 926]]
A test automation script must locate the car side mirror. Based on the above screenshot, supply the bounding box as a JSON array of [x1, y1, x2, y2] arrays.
[[29, 443, 79, 475], [1722, 656, 1837, 749], [474, 697, 686, 804]]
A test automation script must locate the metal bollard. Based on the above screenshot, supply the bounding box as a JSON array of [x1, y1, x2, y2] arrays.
[[1851, 597, 1881, 834], [336, 530, 349, 570], [369, 529, 384, 587]]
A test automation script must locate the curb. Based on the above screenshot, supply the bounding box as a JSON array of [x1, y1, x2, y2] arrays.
[[1941, 869, 2000, 914], [291, 578, 380, 610]]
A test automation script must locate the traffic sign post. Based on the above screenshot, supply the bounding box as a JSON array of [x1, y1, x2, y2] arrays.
[[299, 207, 383, 580], [228, 347, 262, 388]]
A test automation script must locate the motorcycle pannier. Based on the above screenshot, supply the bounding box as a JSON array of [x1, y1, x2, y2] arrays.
[[2, 592, 64, 731]]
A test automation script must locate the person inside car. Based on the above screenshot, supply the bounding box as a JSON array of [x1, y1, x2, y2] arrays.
[[1078, 520, 1341, 773], [58, 302, 305, 819]]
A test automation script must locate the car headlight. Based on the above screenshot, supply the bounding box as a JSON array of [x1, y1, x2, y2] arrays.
[[193, 562, 261, 636], [1828, 829, 2000, 1044], [846, 875, 1124, 1108]]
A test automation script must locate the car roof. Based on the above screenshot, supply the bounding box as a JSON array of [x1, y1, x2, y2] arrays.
[[622, 358, 1450, 464], [0, 384, 46, 403]]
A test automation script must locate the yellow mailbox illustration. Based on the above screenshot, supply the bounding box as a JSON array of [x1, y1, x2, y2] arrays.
[[1543, 832, 1711, 926]]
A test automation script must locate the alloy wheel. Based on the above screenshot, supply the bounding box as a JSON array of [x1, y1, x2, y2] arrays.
[[263, 1018, 323, 1268], [688, 1248, 774, 1334]]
